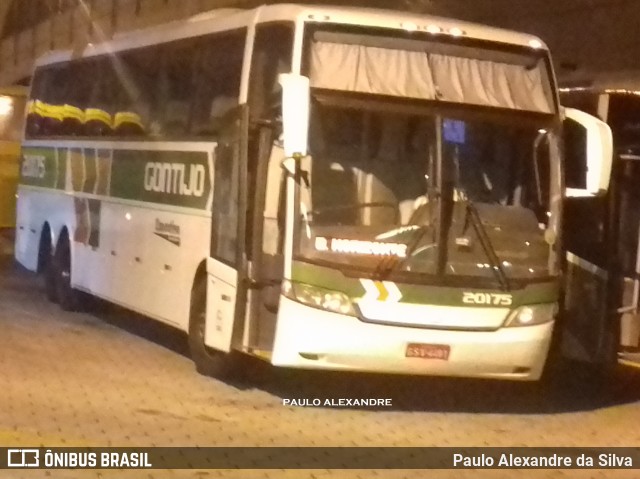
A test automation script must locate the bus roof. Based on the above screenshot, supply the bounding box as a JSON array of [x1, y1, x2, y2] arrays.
[[34, 3, 549, 68]]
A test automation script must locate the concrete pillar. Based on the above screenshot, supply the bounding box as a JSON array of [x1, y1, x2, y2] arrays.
[[51, 9, 74, 50], [113, 0, 139, 33], [90, 0, 117, 44], [32, 20, 51, 64]]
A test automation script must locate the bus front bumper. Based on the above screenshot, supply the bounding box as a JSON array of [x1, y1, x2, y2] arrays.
[[271, 297, 554, 381]]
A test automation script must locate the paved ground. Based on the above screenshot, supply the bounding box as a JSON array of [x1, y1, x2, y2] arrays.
[[0, 229, 13, 256], [1, 242, 640, 479]]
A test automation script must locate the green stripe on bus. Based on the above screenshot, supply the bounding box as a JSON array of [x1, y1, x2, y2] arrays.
[[291, 261, 558, 307], [20, 146, 212, 210], [111, 149, 210, 210]]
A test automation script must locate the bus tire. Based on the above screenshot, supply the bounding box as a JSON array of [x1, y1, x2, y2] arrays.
[[39, 230, 58, 303], [45, 253, 58, 303], [53, 233, 84, 312], [188, 278, 237, 379]]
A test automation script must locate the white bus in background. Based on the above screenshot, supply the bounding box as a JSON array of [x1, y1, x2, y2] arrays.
[[15, 4, 610, 381]]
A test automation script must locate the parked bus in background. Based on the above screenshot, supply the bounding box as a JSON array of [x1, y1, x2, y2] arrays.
[[0, 86, 26, 230], [15, 4, 609, 381], [561, 79, 640, 372]]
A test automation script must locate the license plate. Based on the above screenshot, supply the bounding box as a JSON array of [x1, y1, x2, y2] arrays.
[[406, 343, 450, 360]]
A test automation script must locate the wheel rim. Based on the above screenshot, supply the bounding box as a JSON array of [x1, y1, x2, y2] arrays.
[[196, 301, 219, 360], [59, 246, 71, 289]]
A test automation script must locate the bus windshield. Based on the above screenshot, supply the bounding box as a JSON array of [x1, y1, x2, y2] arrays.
[[293, 95, 557, 286], [292, 24, 560, 287]]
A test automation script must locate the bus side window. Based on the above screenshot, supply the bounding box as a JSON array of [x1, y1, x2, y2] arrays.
[[84, 57, 118, 137], [118, 47, 161, 137], [191, 29, 246, 137], [246, 22, 293, 253], [26, 70, 47, 138], [60, 60, 92, 136], [113, 111, 146, 137], [248, 23, 294, 124], [263, 149, 287, 256], [38, 65, 68, 136], [212, 141, 240, 265], [154, 40, 197, 137], [28, 59, 91, 138]]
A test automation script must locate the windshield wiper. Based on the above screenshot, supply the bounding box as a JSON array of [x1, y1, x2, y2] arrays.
[[463, 201, 510, 291], [372, 192, 442, 279]]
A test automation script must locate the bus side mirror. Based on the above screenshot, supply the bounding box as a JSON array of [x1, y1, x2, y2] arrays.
[[278, 73, 310, 159], [563, 107, 613, 198]]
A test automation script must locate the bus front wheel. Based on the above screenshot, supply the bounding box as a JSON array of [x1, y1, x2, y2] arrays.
[[39, 230, 57, 303], [188, 279, 238, 379]]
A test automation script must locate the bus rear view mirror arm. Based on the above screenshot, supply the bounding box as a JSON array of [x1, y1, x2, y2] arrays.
[[280, 157, 310, 188]]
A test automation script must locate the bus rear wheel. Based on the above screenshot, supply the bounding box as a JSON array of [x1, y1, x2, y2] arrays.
[[53, 234, 84, 312], [188, 279, 238, 379]]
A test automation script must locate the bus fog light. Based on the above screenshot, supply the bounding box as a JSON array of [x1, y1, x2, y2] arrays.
[[504, 304, 557, 327], [282, 280, 356, 316]]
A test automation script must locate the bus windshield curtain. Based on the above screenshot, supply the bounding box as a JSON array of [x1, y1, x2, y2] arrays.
[[309, 41, 554, 114]]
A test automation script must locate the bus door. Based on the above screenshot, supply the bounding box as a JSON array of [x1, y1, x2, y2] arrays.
[[614, 152, 640, 365], [245, 126, 286, 354], [205, 105, 286, 356], [240, 22, 294, 355], [205, 106, 250, 352]]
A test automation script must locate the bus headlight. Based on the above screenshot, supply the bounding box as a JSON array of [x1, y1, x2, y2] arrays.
[[282, 280, 356, 316], [504, 303, 557, 327]]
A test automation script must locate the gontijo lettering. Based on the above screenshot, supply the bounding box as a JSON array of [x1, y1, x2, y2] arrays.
[[144, 162, 205, 197]]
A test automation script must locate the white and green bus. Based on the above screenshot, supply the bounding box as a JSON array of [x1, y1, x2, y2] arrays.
[[15, 4, 610, 380]]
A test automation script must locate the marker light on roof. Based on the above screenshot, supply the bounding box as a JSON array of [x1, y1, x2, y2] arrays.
[[308, 14, 330, 22], [449, 27, 465, 37], [425, 24, 442, 34], [401, 22, 418, 31], [529, 39, 544, 49]]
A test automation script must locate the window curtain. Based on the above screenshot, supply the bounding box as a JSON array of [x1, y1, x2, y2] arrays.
[[429, 53, 552, 113], [309, 41, 553, 114], [310, 42, 437, 100]]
